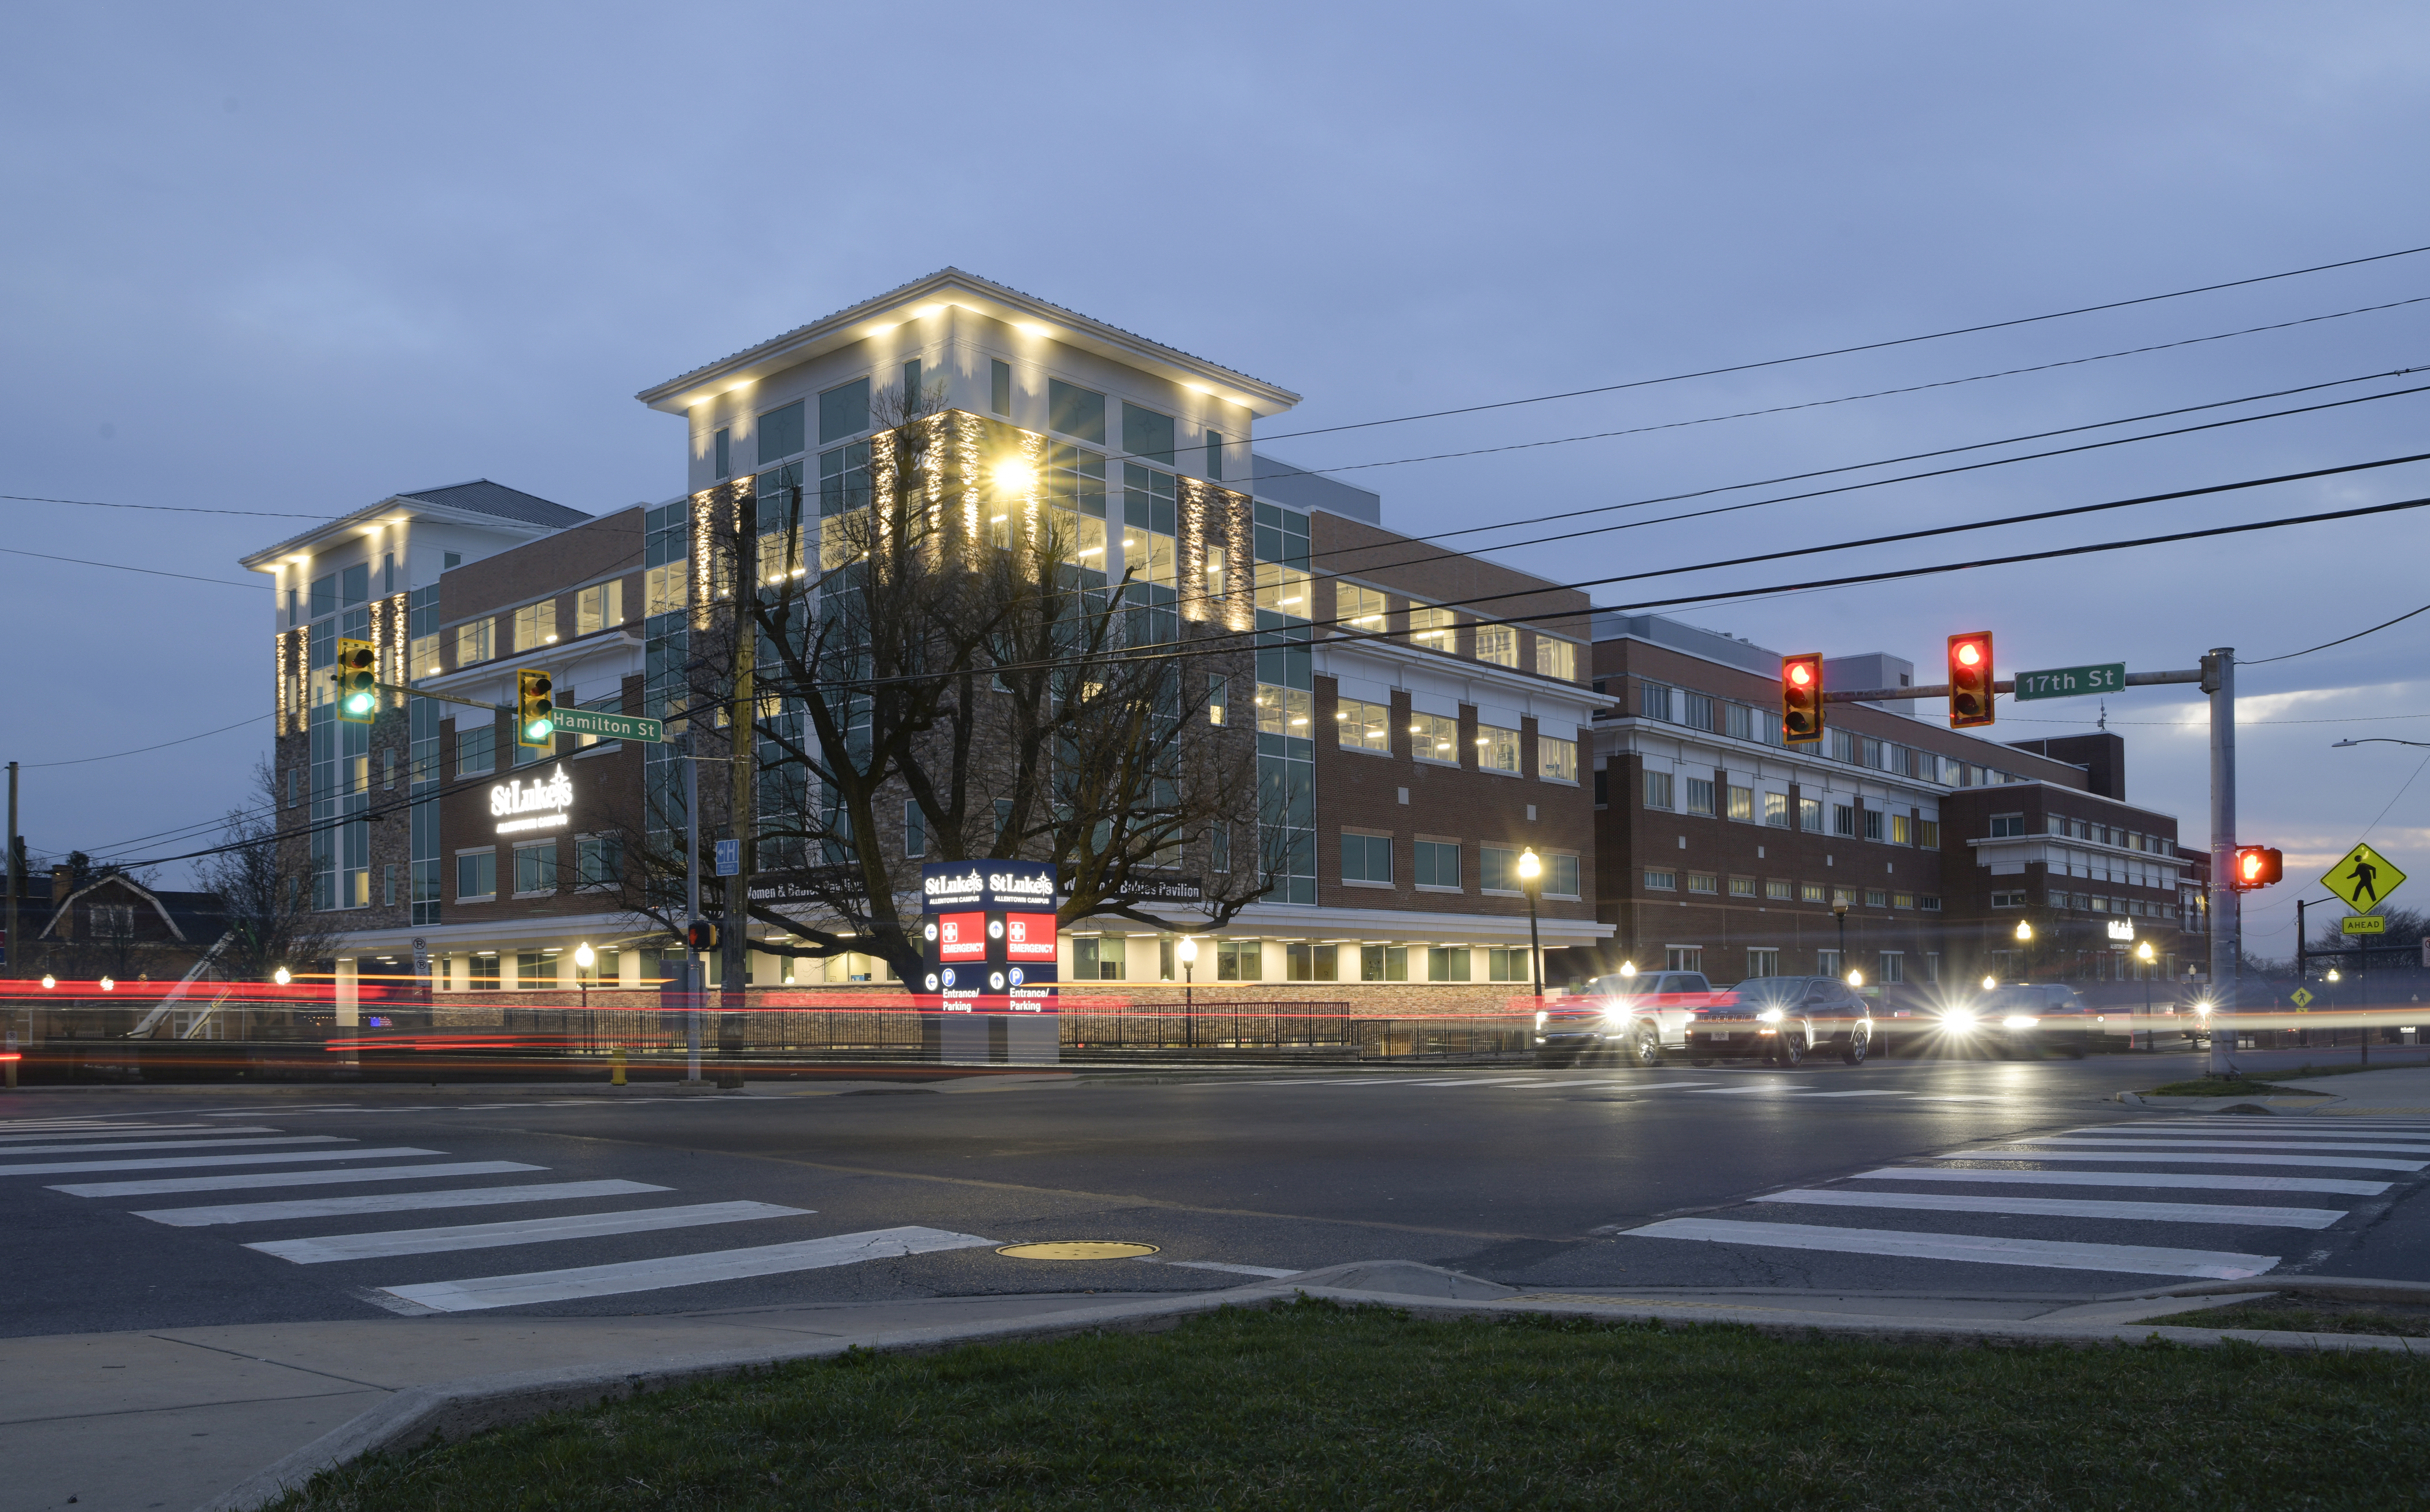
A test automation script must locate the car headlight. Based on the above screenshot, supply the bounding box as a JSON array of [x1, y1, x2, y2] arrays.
[[1756, 1009, 1784, 1024], [1534, 1011, 1548, 1030], [1943, 1009, 1975, 1030], [2003, 1015, 2039, 1029]]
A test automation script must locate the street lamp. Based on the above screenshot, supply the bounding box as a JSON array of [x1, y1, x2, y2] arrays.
[[2136, 940, 2155, 1049], [575, 942, 595, 1026], [1177, 935, 1198, 1050], [1831, 898, 1850, 981], [274, 966, 292, 986], [1518, 849, 1544, 1004]]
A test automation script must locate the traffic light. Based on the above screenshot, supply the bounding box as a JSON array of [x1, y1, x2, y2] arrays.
[[1947, 632, 1994, 728], [2232, 846, 2284, 890], [686, 917, 719, 952], [516, 669, 555, 749], [335, 638, 378, 723], [1781, 653, 1824, 745]]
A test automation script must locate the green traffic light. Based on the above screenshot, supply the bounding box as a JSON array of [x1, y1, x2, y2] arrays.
[[527, 719, 554, 742]]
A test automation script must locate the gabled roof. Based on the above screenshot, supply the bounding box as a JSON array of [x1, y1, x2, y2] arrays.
[[240, 479, 590, 570], [38, 874, 222, 943], [637, 268, 1302, 418]]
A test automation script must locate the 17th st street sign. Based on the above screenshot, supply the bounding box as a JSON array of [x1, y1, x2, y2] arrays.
[[551, 707, 665, 744], [2013, 663, 2126, 701]]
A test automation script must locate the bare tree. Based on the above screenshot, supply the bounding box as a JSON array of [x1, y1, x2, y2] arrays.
[[197, 760, 347, 983]]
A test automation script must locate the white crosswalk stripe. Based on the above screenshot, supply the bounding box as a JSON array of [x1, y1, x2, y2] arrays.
[[50, 1160, 547, 1197], [0, 1146, 439, 1177], [132, 1180, 673, 1227], [2017, 1136, 2430, 1155], [371, 1225, 1000, 1312], [1940, 1148, 2427, 1171], [1625, 1218, 2279, 1279], [1853, 1166, 2391, 1196], [1753, 1188, 2347, 1228], [0, 1135, 352, 1156], [0, 1124, 280, 1142], [246, 1201, 812, 1264]]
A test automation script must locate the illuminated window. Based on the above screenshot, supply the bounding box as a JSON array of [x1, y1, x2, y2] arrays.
[[1476, 724, 1519, 773], [1411, 711, 1460, 764], [1538, 734, 1577, 781], [1687, 873, 1718, 894], [1766, 879, 1793, 901], [1205, 543, 1228, 602], [1206, 674, 1227, 726], [1890, 813, 1913, 845], [1336, 582, 1387, 633], [1800, 882, 1826, 903], [1475, 624, 1518, 667], [1254, 561, 1310, 617], [1336, 697, 1391, 754], [1534, 636, 1576, 681], [1729, 876, 1758, 898], [513, 600, 557, 651], [577, 581, 623, 636], [1763, 792, 1790, 828], [1893, 891, 1915, 909], [455, 618, 493, 667], [1799, 796, 1823, 832], [1256, 684, 1313, 735], [1727, 785, 1753, 822], [1408, 603, 1457, 653]]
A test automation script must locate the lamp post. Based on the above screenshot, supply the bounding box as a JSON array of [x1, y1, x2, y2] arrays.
[[2136, 939, 2155, 1050], [1518, 850, 1544, 1004], [2013, 919, 2033, 984], [1177, 935, 1198, 1053], [1831, 898, 1850, 982], [273, 966, 291, 986], [574, 943, 594, 1038]]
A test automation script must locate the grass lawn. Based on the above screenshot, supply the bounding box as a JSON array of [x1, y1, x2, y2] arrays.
[[270, 1300, 2430, 1510], [2165, 1295, 2430, 1338]]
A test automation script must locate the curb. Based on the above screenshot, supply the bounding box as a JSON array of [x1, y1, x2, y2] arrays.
[[2114, 1090, 2342, 1113], [197, 1269, 2430, 1511]]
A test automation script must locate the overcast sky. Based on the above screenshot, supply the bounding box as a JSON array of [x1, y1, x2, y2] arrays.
[[6, 2, 2428, 965]]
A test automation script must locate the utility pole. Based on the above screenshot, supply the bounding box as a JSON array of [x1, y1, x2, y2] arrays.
[[723, 482, 757, 1017], [685, 736, 702, 1084], [2205, 648, 2239, 1078], [6, 761, 19, 983]]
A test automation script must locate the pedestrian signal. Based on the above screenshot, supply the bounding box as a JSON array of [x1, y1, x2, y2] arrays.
[[517, 669, 555, 748], [1781, 653, 1824, 745], [336, 639, 378, 723], [686, 918, 719, 952], [1947, 632, 1994, 728], [2232, 846, 2283, 891]]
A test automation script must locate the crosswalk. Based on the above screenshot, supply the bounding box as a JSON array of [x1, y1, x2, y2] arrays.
[[1620, 1116, 2430, 1282], [0, 1113, 997, 1316]]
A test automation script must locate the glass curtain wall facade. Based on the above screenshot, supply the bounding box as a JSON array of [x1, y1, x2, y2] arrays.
[[1253, 501, 1315, 903]]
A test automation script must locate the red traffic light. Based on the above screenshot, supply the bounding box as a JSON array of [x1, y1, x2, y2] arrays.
[[1947, 632, 1994, 728], [686, 918, 719, 952], [1781, 653, 1824, 745], [2232, 846, 2283, 890]]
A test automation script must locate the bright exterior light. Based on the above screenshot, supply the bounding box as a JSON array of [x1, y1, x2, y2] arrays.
[[1177, 936, 1199, 964], [2003, 1015, 2041, 1030], [2136, 942, 2155, 961], [992, 461, 1035, 493], [2328, 968, 2341, 982], [1618, 960, 1637, 976], [1518, 849, 1541, 882], [1017, 322, 1050, 338], [1846, 969, 1863, 987], [575, 943, 595, 970], [1981, 974, 1997, 990], [99, 977, 114, 991], [1945, 1008, 1976, 1029], [1757, 1008, 1785, 1024], [40, 974, 56, 990], [2015, 920, 2034, 942], [274, 967, 292, 986]]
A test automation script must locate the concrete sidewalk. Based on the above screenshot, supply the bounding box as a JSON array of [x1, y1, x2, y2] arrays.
[[2122, 1063, 2430, 1115], [10, 1269, 2427, 1512]]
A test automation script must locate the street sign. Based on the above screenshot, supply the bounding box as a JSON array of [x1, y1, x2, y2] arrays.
[[2343, 914, 2386, 935], [2321, 842, 2406, 913], [2290, 987, 2314, 1009], [2012, 663, 2126, 702], [551, 707, 665, 744], [715, 839, 741, 877]]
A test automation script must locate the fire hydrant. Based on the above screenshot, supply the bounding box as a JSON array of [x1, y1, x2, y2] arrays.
[[610, 1044, 627, 1087]]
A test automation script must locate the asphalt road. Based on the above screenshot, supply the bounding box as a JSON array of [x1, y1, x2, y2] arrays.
[[4, 1045, 2426, 1338]]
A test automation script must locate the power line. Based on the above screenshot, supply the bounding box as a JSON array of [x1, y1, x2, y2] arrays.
[[1221, 241, 2430, 455], [0, 544, 269, 590], [21, 714, 269, 769], [2246, 599, 2430, 665]]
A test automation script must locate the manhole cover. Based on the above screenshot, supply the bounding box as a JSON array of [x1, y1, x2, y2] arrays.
[[996, 1241, 1160, 1260]]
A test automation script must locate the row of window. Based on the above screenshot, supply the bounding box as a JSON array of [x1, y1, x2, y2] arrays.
[[1326, 697, 1578, 780], [1987, 812, 2174, 852], [1641, 771, 1941, 847], [1069, 936, 1541, 984], [1642, 872, 1944, 911], [436, 580, 627, 674], [1323, 579, 1579, 681], [1338, 835, 1581, 897], [1629, 678, 2028, 788], [454, 835, 622, 902], [1659, 945, 1937, 984], [1990, 890, 2176, 919]]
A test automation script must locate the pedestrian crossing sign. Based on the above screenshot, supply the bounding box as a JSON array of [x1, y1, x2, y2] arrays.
[[2320, 842, 2405, 913]]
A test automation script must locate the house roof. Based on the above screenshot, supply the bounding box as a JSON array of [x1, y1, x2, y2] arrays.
[[38, 874, 225, 943], [239, 479, 590, 570], [636, 268, 1302, 418]]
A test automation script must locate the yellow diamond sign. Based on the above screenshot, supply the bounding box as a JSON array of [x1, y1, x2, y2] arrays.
[[2320, 842, 2406, 913], [2289, 987, 2314, 1009]]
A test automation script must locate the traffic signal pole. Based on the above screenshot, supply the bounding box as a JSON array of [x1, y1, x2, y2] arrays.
[[2204, 648, 2239, 1078]]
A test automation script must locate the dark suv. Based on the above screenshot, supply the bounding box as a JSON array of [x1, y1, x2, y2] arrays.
[[1534, 971, 1715, 1067], [1685, 976, 1874, 1066]]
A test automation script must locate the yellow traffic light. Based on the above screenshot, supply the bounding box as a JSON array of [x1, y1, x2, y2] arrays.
[[335, 638, 377, 723]]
